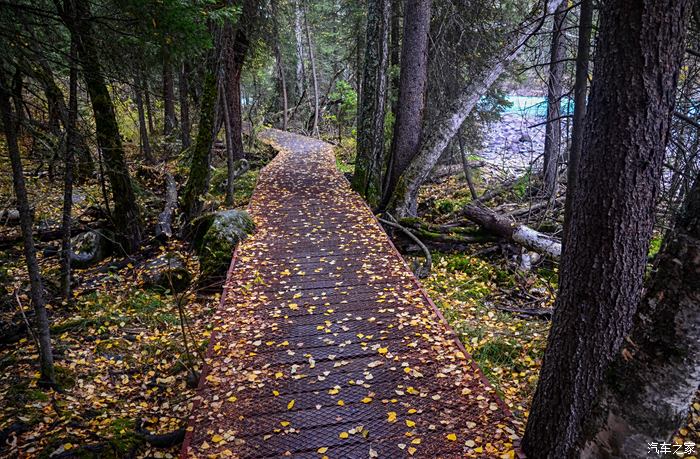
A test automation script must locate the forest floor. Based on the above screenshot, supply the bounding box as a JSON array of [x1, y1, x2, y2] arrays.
[[0, 139, 273, 458], [0, 128, 697, 458]]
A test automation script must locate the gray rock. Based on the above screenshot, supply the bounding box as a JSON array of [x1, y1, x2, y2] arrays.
[[71, 230, 112, 268], [141, 252, 192, 293]]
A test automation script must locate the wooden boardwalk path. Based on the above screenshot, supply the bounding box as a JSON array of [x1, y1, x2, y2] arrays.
[[181, 130, 521, 458]]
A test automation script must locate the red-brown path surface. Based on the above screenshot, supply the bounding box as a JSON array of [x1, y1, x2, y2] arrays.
[[181, 130, 522, 458]]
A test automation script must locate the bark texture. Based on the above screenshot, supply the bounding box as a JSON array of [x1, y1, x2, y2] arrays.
[[522, 0, 692, 456], [564, 0, 593, 241], [382, 0, 432, 210], [385, 0, 564, 217], [462, 204, 561, 259], [351, 0, 391, 207], [73, 0, 143, 253], [579, 173, 700, 458], [0, 77, 55, 385], [222, 4, 251, 163], [542, 1, 566, 197]]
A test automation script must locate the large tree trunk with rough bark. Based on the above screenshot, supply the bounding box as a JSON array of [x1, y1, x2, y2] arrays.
[[563, 0, 593, 242], [351, 0, 391, 207], [389, 0, 401, 116], [522, 0, 692, 456], [542, 1, 566, 198], [0, 75, 55, 385], [385, 0, 565, 218], [73, 0, 143, 253], [579, 172, 700, 457], [381, 0, 432, 210]]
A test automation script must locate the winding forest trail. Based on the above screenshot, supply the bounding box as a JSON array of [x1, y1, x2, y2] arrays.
[[181, 130, 521, 458]]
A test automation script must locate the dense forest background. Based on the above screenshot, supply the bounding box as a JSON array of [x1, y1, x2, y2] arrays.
[[0, 0, 698, 457]]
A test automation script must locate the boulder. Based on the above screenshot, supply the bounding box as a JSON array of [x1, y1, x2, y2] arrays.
[[71, 230, 112, 268], [141, 252, 192, 293], [192, 210, 255, 280]]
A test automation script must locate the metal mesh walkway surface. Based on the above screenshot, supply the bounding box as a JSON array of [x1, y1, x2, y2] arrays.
[[181, 130, 522, 458]]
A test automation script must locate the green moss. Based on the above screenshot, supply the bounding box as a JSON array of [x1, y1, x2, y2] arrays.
[[513, 171, 532, 199], [193, 210, 255, 280], [648, 233, 663, 258], [182, 68, 218, 220]]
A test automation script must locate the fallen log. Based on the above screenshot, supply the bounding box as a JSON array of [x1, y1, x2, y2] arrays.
[[461, 204, 561, 259], [155, 173, 178, 240], [0, 223, 99, 249]]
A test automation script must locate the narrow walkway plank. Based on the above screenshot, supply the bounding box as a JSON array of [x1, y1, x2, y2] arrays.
[[181, 130, 521, 458]]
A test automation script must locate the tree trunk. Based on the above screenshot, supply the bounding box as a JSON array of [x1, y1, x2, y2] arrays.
[[351, 0, 391, 207], [564, 0, 593, 241], [579, 172, 700, 458], [385, 0, 565, 218], [163, 51, 176, 138], [224, 29, 247, 162], [389, 0, 401, 116], [144, 79, 155, 138], [0, 75, 55, 386], [354, 12, 365, 112], [135, 80, 153, 163], [61, 36, 78, 301], [381, 0, 432, 209], [457, 131, 478, 201], [179, 64, 191, 150], [222, 86, 236, 206], [182, 60, 218, 221], [73, 0, 143, 253], [542, 1, 567, 198], [304, 2, 320, 138], [294, 0, 306, 101], [522, 0, 692, 456], [271, 0, 288, 131]]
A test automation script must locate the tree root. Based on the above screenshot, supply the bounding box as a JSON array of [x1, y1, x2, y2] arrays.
[[135, 420, 186, 448]]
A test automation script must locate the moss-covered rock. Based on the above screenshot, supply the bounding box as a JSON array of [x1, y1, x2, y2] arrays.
[[192, 210, 255, 281]]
